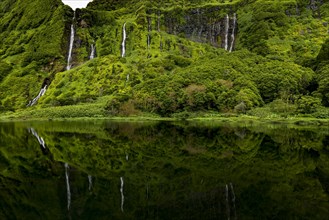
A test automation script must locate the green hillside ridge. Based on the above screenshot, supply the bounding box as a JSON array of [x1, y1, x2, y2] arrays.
[[0, 0, 329, 119]]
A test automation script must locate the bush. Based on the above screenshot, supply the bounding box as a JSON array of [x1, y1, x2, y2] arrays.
[[297, 96, 322, 114], [312, 107, 329, 119], [268, 99, 297, 117], [234, 102, 247, 114]]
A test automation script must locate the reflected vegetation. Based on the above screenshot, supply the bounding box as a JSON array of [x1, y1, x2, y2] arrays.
[[0, 120, 329, 219]]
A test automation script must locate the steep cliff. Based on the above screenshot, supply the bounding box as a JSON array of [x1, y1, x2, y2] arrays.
[[0, 0, 329, 117]]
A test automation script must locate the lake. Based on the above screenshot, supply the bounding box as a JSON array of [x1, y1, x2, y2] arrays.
[[0, 120, 329, 219]]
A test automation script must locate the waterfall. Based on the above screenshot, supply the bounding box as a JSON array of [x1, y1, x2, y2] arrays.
[[66, 12, 76, 70], [229, 13, 236, 52], [224, 14, 229, 51], [65, 163, 71, 210], [126, 154, 129, 161], [66, 23, 75, 70], [121, 23, 127, 57], [27, 85, 47, 107], [89, 44, 96, 60], [120, 177, 124, 212], [29, 128, 46, 149], [88, 175, 93, 191]]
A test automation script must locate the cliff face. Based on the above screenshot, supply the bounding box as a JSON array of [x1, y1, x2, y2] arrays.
[[0, 0, 329, 115]]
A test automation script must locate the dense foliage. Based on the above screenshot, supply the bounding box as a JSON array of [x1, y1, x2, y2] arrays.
[[0, 0, 329, 118]]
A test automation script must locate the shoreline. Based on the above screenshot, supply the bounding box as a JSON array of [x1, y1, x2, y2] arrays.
[[1, 114, 329, 126]]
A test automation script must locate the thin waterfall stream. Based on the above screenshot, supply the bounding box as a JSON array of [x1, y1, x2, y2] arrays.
[[121, 23, 127, 57], [89, 44, 95, 60], [66, 12, 75, 70], [27, 85, 47, 107], [229, 13, 237, 52], [224, 14, 229, 51]]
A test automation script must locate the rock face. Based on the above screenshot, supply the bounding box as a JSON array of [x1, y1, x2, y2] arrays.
[[160, 7, 237, 50]]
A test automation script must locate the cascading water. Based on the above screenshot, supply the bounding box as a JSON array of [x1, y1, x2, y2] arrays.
[[66, 24, 75, 70], [65, 163, 71, 210], [120, 177, 124, 212], [229, 13, 236, 52], [89, 44, 96, 60], [224, 14, 229, 51], [121, 23, 127, 57], [126, 154, 129, 161], [67, 12, 75, 70], [29, 128, 46, 149], [27, 85, 47, 107]]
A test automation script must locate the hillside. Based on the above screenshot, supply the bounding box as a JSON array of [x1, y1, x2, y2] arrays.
[[0, 0, 329, 119]]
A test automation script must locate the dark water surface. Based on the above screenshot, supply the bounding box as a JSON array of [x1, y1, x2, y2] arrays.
[[0, 120, 329, 219]]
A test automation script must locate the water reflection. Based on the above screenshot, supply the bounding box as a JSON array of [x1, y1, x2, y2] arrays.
[[120, 177, 125, 212], [29, 127, 46, 149], [65, 163, 71, 211], [0, 120, 328, 219], [88, 175, 93, 191]]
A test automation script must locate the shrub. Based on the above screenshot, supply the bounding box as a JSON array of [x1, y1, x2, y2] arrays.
[[234, 102, 247, 114], [297, 96, 321, 114], [268, 99, 297, 117]]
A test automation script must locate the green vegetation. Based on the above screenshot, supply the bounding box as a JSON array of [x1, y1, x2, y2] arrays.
[[0, 0, 329, 119]]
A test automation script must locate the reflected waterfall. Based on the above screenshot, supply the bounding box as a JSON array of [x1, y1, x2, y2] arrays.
[[120, 177, 124, 212], [88, 175, 93, 191], [29, 128, 46, 149], [225, 184, 230, 219], [65, 163, 71, 210], [230, 183, 237, 220]]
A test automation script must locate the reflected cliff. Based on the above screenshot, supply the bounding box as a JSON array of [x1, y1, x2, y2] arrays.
[[0, 120, 329, 219]]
